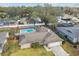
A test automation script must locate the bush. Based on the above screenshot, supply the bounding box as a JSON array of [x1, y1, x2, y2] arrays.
[[31, 42, 42, 48]]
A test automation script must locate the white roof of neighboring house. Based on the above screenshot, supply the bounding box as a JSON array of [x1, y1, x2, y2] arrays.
[[62, 14, 72, 19], [34, 17, 41, 22], [61, 14, 79, 23], [72, 17, 79, 22]]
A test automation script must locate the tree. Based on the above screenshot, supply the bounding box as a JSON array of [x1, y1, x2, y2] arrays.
[[0, 13, 6, 18], [31, 11, 39, 19]]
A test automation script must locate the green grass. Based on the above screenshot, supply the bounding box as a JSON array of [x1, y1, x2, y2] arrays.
[[10, 47, 54, 56], [62, 42, 79, 56], [0, 29, 10, 32], [0, 27, 20, 33], [0, 29, 53, 56], [2, 39, 54, 56], [0, 54, 1, 56], [2, 40, 19, 56]]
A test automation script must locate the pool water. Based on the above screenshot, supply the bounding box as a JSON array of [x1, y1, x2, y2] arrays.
[[20, 29, 35, 33]]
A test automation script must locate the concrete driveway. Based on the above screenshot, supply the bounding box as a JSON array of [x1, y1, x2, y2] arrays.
[[51, 46, 69, 56]]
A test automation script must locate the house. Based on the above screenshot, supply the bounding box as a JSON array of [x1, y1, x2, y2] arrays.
[[57, 14, 72, 24], [0, 19, 16, 26], [19, 17, 28, 24], [58, 14, 79, 24], [56, 27, 79, 44], [3, 20, 16, 25], [17, 27, 63, 49], [0, 32, 9, 53], [57, 23, 74, 27], [72, 17, 79, 23], [34, 17, 42, 23]]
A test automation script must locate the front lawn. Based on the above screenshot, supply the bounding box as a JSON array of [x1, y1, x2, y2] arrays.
[[2, 39, 19, 56], [62, 42, 79, 56], [2, 39, 54, 56], [10, 42, 54, 56], [10, 47, 54, 56]]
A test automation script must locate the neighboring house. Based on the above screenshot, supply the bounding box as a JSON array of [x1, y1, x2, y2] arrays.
[[17, 27, 63, 49], [19, 17, 27, 24], [0, 32, 9, 53], [34, 17, 42, 23], [57, 23, 74, 27], [57, 14, 79, 24], [0, 19, 16, 26], [72, 17, 79, 23], [3, 20, 16, 25], [57, 14, 72, 24], [0, 22, 4, 26], [61, 18, 72, 23], [56, 27, 79, 44]]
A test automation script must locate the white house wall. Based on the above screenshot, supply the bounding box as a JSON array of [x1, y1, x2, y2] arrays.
[[48, 41, 62, 48], [21, 43, 31, 49]]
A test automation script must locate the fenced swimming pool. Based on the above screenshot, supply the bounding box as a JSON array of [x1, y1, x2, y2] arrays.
[[20, 29, 35, 33]]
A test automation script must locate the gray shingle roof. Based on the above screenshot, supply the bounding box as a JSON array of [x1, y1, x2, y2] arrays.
[[57, 27, 79, 37], [0, 32, 8, 43], [19, 32, 48, 45], [0, 32, 8, 53], [19, 27, 63, 45]]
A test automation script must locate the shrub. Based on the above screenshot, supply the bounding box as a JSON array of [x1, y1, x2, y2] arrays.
[[31, 42, 42, 48]]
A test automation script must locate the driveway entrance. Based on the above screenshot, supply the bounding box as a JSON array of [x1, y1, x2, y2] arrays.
[[51, 46, 69, 56]]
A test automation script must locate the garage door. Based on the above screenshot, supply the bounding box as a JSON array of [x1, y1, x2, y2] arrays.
[[48, 41, 62, 47]]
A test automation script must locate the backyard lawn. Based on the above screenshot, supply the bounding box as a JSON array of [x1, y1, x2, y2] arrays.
[[62, 42, 79, 56], [10, 47, 54, 56]]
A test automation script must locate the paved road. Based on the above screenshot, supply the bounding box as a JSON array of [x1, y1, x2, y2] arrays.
[[51, 46, 69, 56]]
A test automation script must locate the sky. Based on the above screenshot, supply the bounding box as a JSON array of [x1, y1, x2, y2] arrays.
[[0, 3, 40, 7], [52, 3, 79, 7], [0, 3, 79, 7]]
